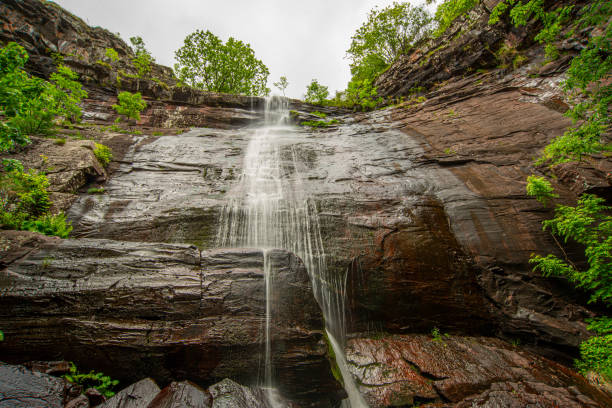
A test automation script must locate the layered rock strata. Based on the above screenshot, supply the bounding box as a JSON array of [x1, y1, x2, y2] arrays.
[[344, 334, 612, 407], [0, 236, 340, 406]]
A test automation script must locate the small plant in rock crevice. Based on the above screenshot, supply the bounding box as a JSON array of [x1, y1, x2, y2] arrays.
[[63, 362, 119, 398], [93, 143, 113, 167], [431, 327, 450, 343]]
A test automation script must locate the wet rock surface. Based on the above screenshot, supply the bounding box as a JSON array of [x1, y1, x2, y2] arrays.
[[0, 239, 339, 406], [207, 378, 279, 408], [345, 335, 612, 408], [146, 381, 210, 408], [99, 378, 160, 408], [0, 362, 66, 408], [2, 0, 611, 405], [63, 103, 602, 355]]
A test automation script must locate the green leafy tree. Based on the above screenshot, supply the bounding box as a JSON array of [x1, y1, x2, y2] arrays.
[[174, 30, 270, 96], [112, 91, 147, 121], [47, 65, 88, 123], [273, 76, 289, 96], [347, 2, 432, 81], [0, 43, 51, 140], [304, 79, 329, 105], [345, 78, 383, 110], [0, 42, 87, 141], [130, 36, 154, 78]]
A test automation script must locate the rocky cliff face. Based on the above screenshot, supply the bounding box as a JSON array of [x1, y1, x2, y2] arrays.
[[0, 234, 342, 406], [1, 0, 611, 406]]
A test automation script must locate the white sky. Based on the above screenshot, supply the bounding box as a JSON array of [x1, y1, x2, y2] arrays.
[[52, 0, 413, 99]]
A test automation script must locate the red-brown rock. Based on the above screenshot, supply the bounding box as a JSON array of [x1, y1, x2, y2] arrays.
[[345, 335, 612, 408]]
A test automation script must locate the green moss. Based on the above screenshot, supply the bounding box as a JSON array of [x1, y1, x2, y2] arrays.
[[300, 118, 340, 128], [95, 60, 111, 69], [322, 331, 343, 384]]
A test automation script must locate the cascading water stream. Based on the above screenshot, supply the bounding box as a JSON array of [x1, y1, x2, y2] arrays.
[[216, 96, 368, 407]]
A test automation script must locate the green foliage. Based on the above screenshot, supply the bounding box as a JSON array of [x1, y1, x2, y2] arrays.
[[273, 76, 289, 96], [0, 42, 86, 146], [344, 78, 383, 110], [151, 77, 169, 90], [87, 187, 105, 194], [132, 53, 153, 79], [130, 36, 154, 78], [48, 65, 88, 123], [489, 1, 612, 166], [1, 168, 51, 218], [300, 119, 339, 128], [348, 2, 432, 83], [64, 362, 119, 398], [538, 25, 611, 165], [349, 2, 432, 68], [311, 111, 327, 118], [577, 316, 612, 381], [0, 43, 53, 138], [513, 54, 528, 69], [576, 334, 612, 381], [22, 213, 72, 238], [105, 48, 119, 63], [112, 91, 147, 121], [526, 175, 558, 205], [174, 29, 270, 96], [0, 165, 70, 238], [489, 0, 572, 62], [0, 123, 29, 153], [304, 79, 329, 105], [93, 143, 113, 167], [431, 327, 450, 343], [529, 193, 612, 379], [433, 0, 479, 37], [530, 194, 612, 304]]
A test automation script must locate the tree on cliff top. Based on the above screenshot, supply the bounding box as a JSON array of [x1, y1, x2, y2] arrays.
[[174, 30, 270, 97], [130, 36, 154, 78], [347, 2, 433, 82]]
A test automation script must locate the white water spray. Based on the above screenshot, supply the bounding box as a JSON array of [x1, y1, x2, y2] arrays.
[[216, 96, 368, 407]]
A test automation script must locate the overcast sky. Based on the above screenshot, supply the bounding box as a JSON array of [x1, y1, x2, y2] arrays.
[[52, 0, 412, 99]]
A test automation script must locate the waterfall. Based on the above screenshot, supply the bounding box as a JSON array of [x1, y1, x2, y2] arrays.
[[216, 96, 367, 407]]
